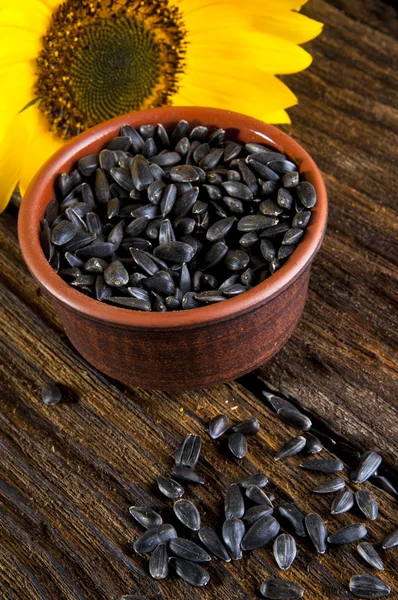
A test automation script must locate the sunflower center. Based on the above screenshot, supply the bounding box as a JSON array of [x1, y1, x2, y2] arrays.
[[36, 1, 186, 139]]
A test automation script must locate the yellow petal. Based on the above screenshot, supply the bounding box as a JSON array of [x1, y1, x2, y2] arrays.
[[263, 109, 292, 124], [172, 68, 296, 123], [252, 12, 323, 45], [0, 61, 36, 132], [19, 107, 63, 194], [0, 108, 36, 212], [0, 28, 42, 66], [0, 3, 51, 33], [186, 30, 313, 74]]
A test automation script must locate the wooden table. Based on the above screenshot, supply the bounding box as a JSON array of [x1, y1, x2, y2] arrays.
[[1, 1, 397, 598]]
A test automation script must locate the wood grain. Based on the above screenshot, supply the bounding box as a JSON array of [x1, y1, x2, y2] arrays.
[[0, 1, 397, 599]]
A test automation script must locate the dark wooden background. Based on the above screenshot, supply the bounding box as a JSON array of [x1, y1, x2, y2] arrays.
[[0, 0, 397, 598]]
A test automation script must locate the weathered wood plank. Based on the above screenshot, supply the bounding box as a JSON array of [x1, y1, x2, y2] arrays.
[[1, 0, 398, 598]]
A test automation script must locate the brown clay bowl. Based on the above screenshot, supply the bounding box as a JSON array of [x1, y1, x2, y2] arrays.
[[18, 106, 327, 390]]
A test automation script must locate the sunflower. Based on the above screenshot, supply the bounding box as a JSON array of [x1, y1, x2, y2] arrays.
[[0, 0, 322, 212]]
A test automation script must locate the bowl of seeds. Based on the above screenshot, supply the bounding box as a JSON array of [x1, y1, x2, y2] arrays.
[[18, 106, 327, 390]]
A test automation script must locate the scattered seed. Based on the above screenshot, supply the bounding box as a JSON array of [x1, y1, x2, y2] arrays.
[[243, 504, 273, 525], [246, 486, 274, 506], [238, 473, 269, 489], [278, 504, 306, 538], [225, 484, 245, 519], [327, 523, 367, 545], [41, 383, 62, 406], [222, 517, 245, 559], [169, 538, 210, 562], [170, 465, 204, 484], [175, 434, 202, 468], [357, 542, 384, 571], [228, 432, 248, 459], [260, 578, 304, 599], [149, 543, 168, 580], [277, 408, 312, 431], [354, 451, 383, 484], [273, 534, 297, 570], [156, 476, 184, 499], [208, 414, 229, 439], [275, 436, 307, 461], [301, 458, 344, 473], [356, 490, 378, 521], [331, 489, 355, 515], [302, 432, 323, 455], [173, 500, 201, 531], [305, 513, 328, 554], [241, 515, 280, 551], [349, 575, 390, 598], [170, 557, 210, 587], [198, 526, 231, 562], [313, 477, 346, 494], [381, 529, 398, 549], [232, 417, 260, 435]]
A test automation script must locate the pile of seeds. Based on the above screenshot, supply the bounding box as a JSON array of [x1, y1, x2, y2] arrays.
[[124, 393, 396, 598], [208, 414, 260, 458], [40, 120, 317, 311]]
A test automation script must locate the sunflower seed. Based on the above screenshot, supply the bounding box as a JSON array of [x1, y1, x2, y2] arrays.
[[277, 408, 312, 431], [222, 518, 245, 559], [238, 215, 279, 232], [169, 538, 210, 562], [78, 154, 99, 177], [173, 500, 201, 531], [278, 504, 306, 537], [51, 220, 78, 245], [182, 292, 200, 309], [198, 527, 231, 562], [95, 275, 112, 301], [292, 211, 311, 229], [301, 458, 344, 473], [125, 216, 149, 237], [330, 490, 354, 516], [202, 241, 228, 270], [297, 181, 317, 208], [371, 476, 398, 498], [171, 465, 204, 484], [248, 160, 280, 182], [246, 486, 274, 506], [175, 434, 202, 468], [242, 515, 280, 551], [282, 228, 304, 246], [71, 274, 95, 287], [131, 155, 153, 191], [41, 383, 62, 406], [302, 432, 323, 455], [328, 523, 367, 545], [243, 504, 273, 524], [129, 507, 162, 529], [190, 125, 208, 142], [208, 414, 229, 439], [106, 297, 151, 310], [228, 432, 248, 459], [356, 490, 378, 521], [354, 451, 382, 484], [232, 417, 260, 435], [273, 534, 296, 570], [143, 138, 157, 158], [139, 123, 155, 140], [149, 543, 168, 580], [225, 484, 245, 519], [238, 473, 269, 489], [349, 575, 390, 598], [313, 477, 346, 494], [282, 171, 300, 188], [305, 513, 328, 553], [357, 543, 384, 571], [156, 476, 184, 499], [170, 558, 210, 587], [275, 436, 307, 461], [260, 579, 304, 599], [155, 123, 170, 149], [205, 216, 235, 242], [381, 529, 398, 549], [133, 528, 161, 553], [104, 261, 129, 287]]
